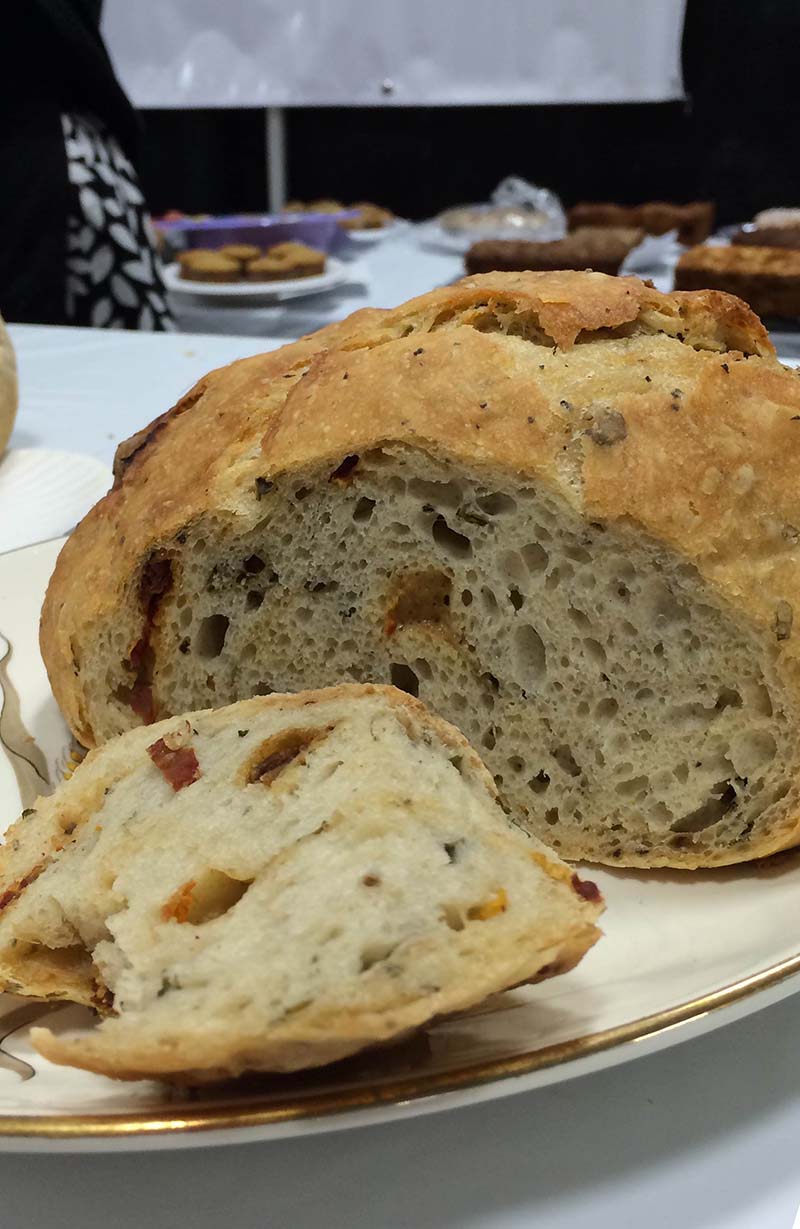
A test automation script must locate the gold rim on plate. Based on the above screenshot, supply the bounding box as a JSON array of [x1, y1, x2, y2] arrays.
[[1, 949, 799, 1141]]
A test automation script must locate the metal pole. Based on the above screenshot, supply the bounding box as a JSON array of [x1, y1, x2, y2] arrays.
[[266, 106, 287, 212]]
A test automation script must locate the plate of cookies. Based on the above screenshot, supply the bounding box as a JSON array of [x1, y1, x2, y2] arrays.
[[4, 270, 800, 1152], [165, 244, 350, 301], [282, 199, 400, 241]]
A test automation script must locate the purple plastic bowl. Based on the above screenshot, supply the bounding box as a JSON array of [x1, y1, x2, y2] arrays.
[[157, 212, 357, 254]]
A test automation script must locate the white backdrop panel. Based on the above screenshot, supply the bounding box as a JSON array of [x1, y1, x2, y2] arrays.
[[101, 0, 685, 108]]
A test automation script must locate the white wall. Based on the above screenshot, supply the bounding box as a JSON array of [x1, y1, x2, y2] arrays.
[[102, 0, 685, 108]]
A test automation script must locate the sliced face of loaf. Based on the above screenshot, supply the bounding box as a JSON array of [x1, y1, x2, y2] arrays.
[[41, 271, 800, 868], [0, 684, 602, 1082]]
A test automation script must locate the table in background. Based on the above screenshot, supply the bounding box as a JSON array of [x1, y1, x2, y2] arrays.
[[166, 227, 461, 338]]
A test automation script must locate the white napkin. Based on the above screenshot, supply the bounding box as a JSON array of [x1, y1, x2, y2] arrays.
[[0, 448, 112, 555]]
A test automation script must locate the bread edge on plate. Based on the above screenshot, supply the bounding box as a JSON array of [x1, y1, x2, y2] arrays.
[[0, 684, 603, 1081]]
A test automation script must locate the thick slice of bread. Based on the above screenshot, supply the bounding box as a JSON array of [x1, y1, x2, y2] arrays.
[[40, 271, 800, 868], [0, 685, 602, 1082]]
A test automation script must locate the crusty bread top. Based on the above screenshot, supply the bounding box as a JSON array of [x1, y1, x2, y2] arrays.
[[42, 270, 794, 748]]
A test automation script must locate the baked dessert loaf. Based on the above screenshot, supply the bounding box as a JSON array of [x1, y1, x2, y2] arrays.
[[754, 208, 800, 229], [568, 202, 714, 245], [41, 270, 800, 869], [732, 226, 800, 251], [0, 313, 18, 456], [675, 244, 800, 318], [464, 228, 644, 276], [0, 684, 602, 1081], [177, 250, 241, 283], [247, 242, 325, 281]]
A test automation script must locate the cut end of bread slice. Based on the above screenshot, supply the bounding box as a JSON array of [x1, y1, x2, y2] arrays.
[[0, 685, 602, 1082]]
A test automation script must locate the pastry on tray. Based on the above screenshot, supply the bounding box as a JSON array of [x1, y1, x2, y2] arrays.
[[754, 208, 800, 229], [0, 685, 602, 1081], [731, 225, 800, 250], [307, 199, 346, 214], [464, 227, 644, 276], [340, 202, 394, 231], [568, 201, 715, 245], [246, 241, 326, 281], [217, 243, 262, 267], [177, 250, 241, 283], [283, 199, 393, 229], [43, 270, 800, 870], [674, 243, 800, 317]]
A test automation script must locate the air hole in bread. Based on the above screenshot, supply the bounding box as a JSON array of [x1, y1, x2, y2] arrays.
[[244, 726, 332, 786], [568, 606, 592, 630], [616, 774, 651, 798], [15, 940, 96, 982], [441, 903, 465, 931], [552, 744, 581, 778], [386, 569, 452, 636], [508, 588, 524, 611], [330, 455, 359, 482], [481, 587, 499, 615], [501, 551, 526, 583], [246, 590, 264, 610], [162, 870, 252, 926], [520, 542, 548, 573], [431, 516, 472, 559], [409, 477, 463, 507], [390, 662, 420, 698], [584, 638, 607, 665], [195, 614, 229, 658], [565, 544, 592, 565], [529, 770, 550, 794], [443, 839, 464, 863], [359, 942, 398, 972], [513, 624, 547, 685], [477, 493, 517, 516], [353, 497, 376, 522], [670, 780, 739, 833]]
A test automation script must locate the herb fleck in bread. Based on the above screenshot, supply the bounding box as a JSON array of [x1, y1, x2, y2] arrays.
[[40, 271, 800, 868], [0, 685, 602, 1081]]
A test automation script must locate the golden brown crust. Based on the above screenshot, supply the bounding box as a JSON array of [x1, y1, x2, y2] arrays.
[[30, 925, 601, 1081], [41, 271, 779, 764], [675, 244, 800, 318]]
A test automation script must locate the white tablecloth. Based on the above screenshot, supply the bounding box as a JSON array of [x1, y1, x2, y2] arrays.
[[5, 245, 800, 1228]]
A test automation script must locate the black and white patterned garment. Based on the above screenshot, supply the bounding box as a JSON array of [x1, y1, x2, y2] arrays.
[[62, 113, 173, 330]]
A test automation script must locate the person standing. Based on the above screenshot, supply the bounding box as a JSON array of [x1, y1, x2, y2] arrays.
[[0, 0, 172, 328]]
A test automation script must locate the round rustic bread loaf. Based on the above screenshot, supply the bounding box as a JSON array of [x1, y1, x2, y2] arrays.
[[40, 270, 800, 868], [0, 314, 18, 456]]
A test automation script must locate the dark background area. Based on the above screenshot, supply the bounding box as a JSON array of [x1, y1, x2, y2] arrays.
[[138, 0, 799, 226]]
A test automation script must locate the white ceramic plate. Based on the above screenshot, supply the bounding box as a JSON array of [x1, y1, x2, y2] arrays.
[[163, 257, 350, 302], [2, 538, 800, 1152], [0, 450, 112, 556]]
